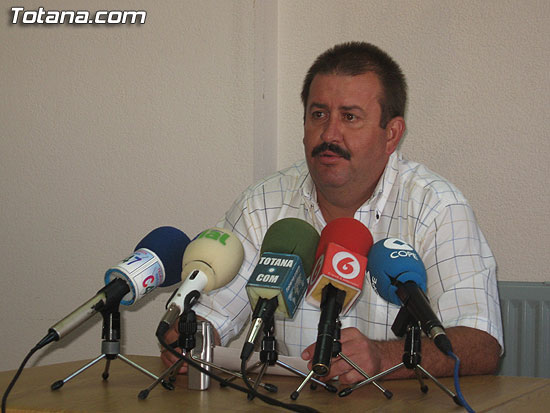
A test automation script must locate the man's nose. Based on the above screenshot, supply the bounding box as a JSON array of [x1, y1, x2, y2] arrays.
[[320, 115, 343, 144]]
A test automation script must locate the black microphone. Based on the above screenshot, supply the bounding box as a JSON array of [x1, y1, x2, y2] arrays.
[[312, 283, 346, 376], [307, 218, 373, 376]]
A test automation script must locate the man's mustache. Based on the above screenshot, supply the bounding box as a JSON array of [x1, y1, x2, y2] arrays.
[[311, 142, 351, 160]]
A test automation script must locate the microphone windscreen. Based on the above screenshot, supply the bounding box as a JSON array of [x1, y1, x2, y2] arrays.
[[260, 218, 320, 276], [135, 226, 191, 287], [181, 227, 244, 291], [367, 238, 427, 306], [316, 217, 373, 259]]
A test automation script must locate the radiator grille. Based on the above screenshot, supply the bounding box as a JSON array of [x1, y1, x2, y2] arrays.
[[497, 281, 550, 378]]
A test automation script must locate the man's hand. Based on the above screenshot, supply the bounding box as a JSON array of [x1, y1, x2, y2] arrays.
[[159, 324, 188, 374], [301, 326, 501, 384], [301, 327, 383, 384]]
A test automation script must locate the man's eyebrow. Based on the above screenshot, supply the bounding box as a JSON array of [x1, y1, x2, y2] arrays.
[[308, 102, 329, 111], [340, 105, 366, 114], [308, 102, 366, 114]]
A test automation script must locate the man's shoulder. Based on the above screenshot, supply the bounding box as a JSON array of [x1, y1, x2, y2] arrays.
[[222, 160, 310, 229], [395, 155, 469, 206], [246, 160, 309, 193]]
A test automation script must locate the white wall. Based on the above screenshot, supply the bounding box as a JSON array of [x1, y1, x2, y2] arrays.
[[1, 0, 548, 372], [0, 0, 261, 371]]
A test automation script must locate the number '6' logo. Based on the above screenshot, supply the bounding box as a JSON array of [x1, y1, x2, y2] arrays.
[[332, 252, 360, 279]]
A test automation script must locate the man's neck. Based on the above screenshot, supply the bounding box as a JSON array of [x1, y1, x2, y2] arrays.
[[312, 154, 392, 223], [316, 186, 372, 223]]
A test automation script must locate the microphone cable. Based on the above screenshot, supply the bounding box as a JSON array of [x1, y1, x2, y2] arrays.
[[157, 329, 318, 413], [447, 351, 475, 413], [1, 331, 57, 413]]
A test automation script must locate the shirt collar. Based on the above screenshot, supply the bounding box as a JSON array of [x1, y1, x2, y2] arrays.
[[367, 151, 400, 216], [301, 165, 316, 204]]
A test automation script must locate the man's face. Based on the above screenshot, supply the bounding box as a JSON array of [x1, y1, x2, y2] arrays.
[[303, 72, 399, 199]]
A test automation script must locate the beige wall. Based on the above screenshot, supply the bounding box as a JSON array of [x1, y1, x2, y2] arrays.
[[0, 0, 260, 371], [0, 0, 548, 372], [277, 0, 550, 280]]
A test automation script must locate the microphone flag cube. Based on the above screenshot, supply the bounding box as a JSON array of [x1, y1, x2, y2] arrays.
[[246, 252, 307, 319], [306, 242, 367, 314]]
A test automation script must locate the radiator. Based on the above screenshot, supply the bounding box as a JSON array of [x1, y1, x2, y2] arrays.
[[497, 281, 550, 378]]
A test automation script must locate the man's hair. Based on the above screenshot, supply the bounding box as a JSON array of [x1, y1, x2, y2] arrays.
[[301, 41, 407, 128]]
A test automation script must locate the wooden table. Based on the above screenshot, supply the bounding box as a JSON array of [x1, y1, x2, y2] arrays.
[[2, 355, 549, 412]]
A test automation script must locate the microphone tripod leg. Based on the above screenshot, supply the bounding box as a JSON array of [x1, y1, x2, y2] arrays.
[[51, 354, 107, 390], [168, 362, 179, 383], [102, 358, 111, 380], [219, 361, 257, 386], [275, 360, 337, 393], [338, 362, 404, 397], [415, 364, 458, 401], [196, 358, 277, 393], [247, 362, 269, 400], [137, 358, 181, 400], [118, 354, 167, 383], [221, 360, 261, 386], [337, 352, 393, 399], [413, 366, 428, 393], [291, 369, 316, 400]]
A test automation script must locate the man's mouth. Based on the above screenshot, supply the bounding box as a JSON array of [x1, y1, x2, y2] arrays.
[[320, 151, 340, 158], [311, 143, 351, 160]]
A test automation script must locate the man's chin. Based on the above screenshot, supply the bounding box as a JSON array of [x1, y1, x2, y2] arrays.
[[310, 168, 349, 189]]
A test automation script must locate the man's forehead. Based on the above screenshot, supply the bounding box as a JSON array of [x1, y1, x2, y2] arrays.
[[307, 72, 383, 109]]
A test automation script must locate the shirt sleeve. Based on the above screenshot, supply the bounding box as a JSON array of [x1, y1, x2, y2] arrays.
[[418, 201, 504, 351]]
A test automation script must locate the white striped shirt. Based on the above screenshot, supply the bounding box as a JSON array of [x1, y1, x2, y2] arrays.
[[195, 151, 503, 355]]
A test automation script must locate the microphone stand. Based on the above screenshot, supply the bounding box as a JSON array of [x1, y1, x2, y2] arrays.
[[232, 314, 337, 400], [138, 291, 201, 399], [51, 293, 169, 391], [291, 318, 392, 400], [338, 306, 461, 407], [292, 283, 392, 400], [140, 291, 276, 399]]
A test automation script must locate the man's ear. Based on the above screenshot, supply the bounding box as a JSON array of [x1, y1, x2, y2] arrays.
[[385, 116, 406, 154]]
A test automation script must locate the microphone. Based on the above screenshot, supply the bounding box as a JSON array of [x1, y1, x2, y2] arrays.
[[157, 227, 244, 337], [306, 217, 373, 314], [367, 238, 453, 355], [241, 218, 320, 361], [306, 218, 373, 376], [41, 227, 190, 348]]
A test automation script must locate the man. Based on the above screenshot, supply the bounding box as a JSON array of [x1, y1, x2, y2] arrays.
[[162, 42, 502, 384]]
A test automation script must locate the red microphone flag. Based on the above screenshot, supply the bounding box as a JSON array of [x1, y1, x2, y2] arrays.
[[306, 217, 373, 314]]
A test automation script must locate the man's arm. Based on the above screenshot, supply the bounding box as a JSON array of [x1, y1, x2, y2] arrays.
[[302, 326, 500, 384]]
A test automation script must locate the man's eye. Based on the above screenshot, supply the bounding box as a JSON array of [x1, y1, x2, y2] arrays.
[[312, 111, 325, 119], [344, 113, 356, 121]]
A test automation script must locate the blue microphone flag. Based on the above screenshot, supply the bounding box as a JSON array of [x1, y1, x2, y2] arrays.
[[367, 238, 427, 306]]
